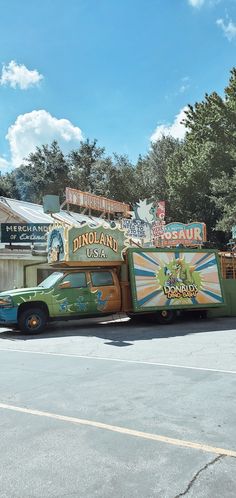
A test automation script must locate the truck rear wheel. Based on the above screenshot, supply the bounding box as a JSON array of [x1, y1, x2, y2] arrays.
[[156, 310, 176, 325], [18, 308, 47, 334]]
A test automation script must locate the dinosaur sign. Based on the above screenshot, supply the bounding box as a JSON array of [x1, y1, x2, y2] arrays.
[[160, 222, 207, 247]]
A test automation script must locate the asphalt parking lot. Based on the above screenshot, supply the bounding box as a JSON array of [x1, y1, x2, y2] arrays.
[[0, 314, 235, 498]]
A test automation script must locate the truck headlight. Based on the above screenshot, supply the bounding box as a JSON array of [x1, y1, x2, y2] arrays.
[[0, 295, 13, 307]]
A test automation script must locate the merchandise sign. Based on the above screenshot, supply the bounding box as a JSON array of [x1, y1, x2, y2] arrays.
[[47, 224, 128, 263], [159, 222, 207, 247], [129, 249, 224, 311], [66, 187, 130, 217], [1, 223, 50, 243]]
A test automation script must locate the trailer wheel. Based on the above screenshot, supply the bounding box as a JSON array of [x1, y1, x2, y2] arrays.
[[18, 308, 47, 334], [157, 310, 176, 325]]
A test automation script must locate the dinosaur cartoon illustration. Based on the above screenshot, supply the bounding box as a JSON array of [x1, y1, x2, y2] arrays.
[[59, 298, 69, 312], [158, 258, 201, 291], [96, 290, 111, 311]]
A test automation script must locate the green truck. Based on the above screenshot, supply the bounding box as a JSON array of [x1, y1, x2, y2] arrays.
[[0, 225, 229, 333]]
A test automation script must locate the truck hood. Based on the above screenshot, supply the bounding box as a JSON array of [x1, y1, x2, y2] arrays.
[[0, 287, 46, 297]]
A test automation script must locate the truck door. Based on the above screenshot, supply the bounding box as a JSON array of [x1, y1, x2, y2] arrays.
[[88, 269, 121, 314], [52, 271, 91, 317]]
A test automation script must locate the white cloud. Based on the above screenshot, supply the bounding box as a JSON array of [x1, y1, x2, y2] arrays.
[[0, 60, 43, 90], [0, 157, 10, 170], [178, 77, 190, 94], [150, 107, 188, 143], [188, 0, 221, 7], [216, 18, 236, 41], [179, 85, 188, 93], [6, 110, 83, 167], [188, 0, 205, 7]]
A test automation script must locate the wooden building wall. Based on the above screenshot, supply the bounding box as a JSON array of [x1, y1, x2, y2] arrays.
[[0, 254, 49, 291]]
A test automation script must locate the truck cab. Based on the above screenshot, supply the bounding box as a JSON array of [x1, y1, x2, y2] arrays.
[[0, 267, 121, 334]]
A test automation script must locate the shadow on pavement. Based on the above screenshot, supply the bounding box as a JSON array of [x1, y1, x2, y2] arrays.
[[0, 313, 235, 346]]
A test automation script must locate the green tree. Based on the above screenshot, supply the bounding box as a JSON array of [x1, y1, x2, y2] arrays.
[[68, 139, 106, 193], [167, 68, 236, 242], [14, 141, 70, 203], [69, 141, 138, 205], [107, 154, 138, 204], [135, 136, 183, 221], [210, 68, 236, 232], [0, 171, 18, 198], [211, 171, 236, 232]]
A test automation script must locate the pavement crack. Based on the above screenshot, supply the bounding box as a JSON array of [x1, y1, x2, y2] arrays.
[[174, 454, 225, 498]]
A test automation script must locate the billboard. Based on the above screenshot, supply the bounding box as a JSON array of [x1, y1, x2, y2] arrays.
[[65, 187, 130, 217], [159, 222, 207, 247], [128, 249, 224, 311], [48, 224, 127, 264]]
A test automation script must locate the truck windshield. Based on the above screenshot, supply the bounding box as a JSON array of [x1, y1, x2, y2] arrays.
[[38, 272, 64, 288]]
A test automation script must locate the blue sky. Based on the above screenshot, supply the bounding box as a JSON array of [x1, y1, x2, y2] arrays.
[[0, 0, 236, 171]]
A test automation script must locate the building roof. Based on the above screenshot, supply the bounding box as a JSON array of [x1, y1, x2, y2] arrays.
[[0, 196, 101, 226]]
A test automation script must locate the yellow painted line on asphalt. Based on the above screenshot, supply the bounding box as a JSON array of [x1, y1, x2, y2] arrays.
[[0, 402, 236, 458], [0, 347, 236, 374]]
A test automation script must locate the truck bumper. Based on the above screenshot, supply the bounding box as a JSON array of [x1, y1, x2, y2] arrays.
[[0, 307, 18, 326]]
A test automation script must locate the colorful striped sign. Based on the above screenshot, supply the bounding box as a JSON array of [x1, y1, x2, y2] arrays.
[[129, 249, 224, 311]]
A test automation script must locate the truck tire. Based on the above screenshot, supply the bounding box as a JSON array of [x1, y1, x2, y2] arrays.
[[18, 308, 47, 334], [156, 310, 176, 325]]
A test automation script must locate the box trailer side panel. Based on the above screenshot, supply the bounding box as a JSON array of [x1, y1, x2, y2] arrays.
[[128, 248, 225, 312]]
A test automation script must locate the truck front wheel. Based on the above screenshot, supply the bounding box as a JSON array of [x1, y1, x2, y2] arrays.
[[18, 308, 47, 334], [156, 310, 176, 325]]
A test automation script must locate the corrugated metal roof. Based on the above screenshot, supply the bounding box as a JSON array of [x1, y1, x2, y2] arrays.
[[0, 197, 101, 226]]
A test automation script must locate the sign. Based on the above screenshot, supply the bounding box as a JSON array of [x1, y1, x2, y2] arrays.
[[121, 219, 147, 239], [1, 223, 50, 243], [130, 199, 157, 224], [47, 224, 128, 263], [156, 201, 165, 221], [232, 225, 236, 239], [159, 222, 207, 247], [151, 201, 166, 242], [127, 199, 166, 244], [128, 249, 224, 311], [65, 187, 130, 217], [43, 195, 60, 214], [47, 227, 65, 262], [152, 221, 165, 239]]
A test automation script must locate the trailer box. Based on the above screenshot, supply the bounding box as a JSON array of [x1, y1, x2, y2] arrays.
[[127, 248, 225, 312]]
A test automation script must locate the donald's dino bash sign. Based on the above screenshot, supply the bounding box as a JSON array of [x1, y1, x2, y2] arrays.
[[128, 248, 224, 311]]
